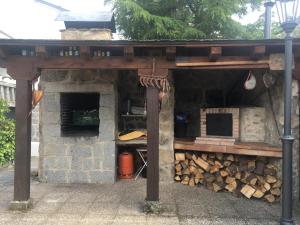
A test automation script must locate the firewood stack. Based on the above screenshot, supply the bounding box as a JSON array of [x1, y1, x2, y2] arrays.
[[174, 152, 281, 203]]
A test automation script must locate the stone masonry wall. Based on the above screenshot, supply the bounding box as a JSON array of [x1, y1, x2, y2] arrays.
[[61, 28, 112, 40], [240, 107, 266, 142], [259, 75, 299, 201], [31, 105, 39, 142], [39, 69, 118, 184], [159, 74, 175, 182]]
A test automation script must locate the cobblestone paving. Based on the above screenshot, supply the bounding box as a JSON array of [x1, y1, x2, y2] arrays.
[[0, 165, 299, 225]]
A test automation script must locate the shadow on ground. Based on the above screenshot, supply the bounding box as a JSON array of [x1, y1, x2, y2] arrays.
[[0, 165, 299, 225]]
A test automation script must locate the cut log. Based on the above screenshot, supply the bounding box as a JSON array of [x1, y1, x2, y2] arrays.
[[264, 194, 276, 203], [253, 189, 264, 199], [216, 153, 223, 161], [255, 160, 265, 175], [248, 160, 256, 172], [225, 181, 237, 192], [263, 182, 271, 191], [189, 165, 197, 174], [192, 155, 210, 171], [226, 155, 235, 162], [249, 177, 258, 186], [175, 171, 182, 176], [201, 153, 208, 161], [205, 173, 216, 183], [175, 163, 182, 172], [225, 176, 236, 184], [174, 175, 181, 181], [235, 172, 241, 180], [266, 175, 277, 184], [183, 168, 190, 175], [180, 160, 188, 169], [220, 170, 229, 177], [210, 165, 220, 174], [270, 188, 281, 196], [223, 161, 232, 167], [214, 160, 223, 168], [272, 180, 282, 189], [212, 183, 222, 192], [181, 176, 189, 185], [186, 152, 193, 160], [189, 177, 195, 187], [240, 185, 256, 199], [175, 153, 185, 161], [195, 172, 204, 180], [264, 167, 277, 176]]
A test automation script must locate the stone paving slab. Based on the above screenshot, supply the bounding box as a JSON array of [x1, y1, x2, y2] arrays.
[[0, 166, 300, 225]]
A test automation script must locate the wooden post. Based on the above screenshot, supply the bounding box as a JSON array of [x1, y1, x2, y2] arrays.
[[11, 79, 32, 209], [146, 86, 160, 201]]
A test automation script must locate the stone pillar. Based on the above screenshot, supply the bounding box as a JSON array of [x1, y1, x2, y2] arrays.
[[159, 73, 174, 182]]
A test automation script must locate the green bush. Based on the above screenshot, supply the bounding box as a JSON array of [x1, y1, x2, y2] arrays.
[[0, 99, 15, 166]]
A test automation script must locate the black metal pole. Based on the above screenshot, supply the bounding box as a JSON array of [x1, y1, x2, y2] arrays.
[[280, 31, 295, 225]]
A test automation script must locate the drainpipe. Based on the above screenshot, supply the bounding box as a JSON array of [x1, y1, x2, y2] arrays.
[[264, 1, 275, 39]]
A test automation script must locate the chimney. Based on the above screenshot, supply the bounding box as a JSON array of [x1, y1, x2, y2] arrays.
[[56, 11, 116, 40], [264, 1, 274, 39]]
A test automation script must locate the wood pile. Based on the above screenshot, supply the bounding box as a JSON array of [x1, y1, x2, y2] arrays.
[[174, 152, 281, 203]]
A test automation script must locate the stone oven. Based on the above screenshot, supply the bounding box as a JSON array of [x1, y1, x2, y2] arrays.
[[39, 70, 118, 183], [38, 11, 119, 184], [200, 108, 239, 139]]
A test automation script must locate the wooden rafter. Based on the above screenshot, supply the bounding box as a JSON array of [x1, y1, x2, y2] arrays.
[[209, 47, 222, 61], [251, 46, 266, 60]]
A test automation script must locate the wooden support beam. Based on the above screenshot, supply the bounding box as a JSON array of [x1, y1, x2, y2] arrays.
[[166, 46, 176, 61], [124, 46, 134, 60], [146, 86, 160, 201], [79, 46, 90, 58], [251, 46, 266, 60], [209, 47, 222, 61], [13, 79, 32, 202], [0, 48, 6, 59], [35, 46, 47, 58], [176, 56, 270, 68]]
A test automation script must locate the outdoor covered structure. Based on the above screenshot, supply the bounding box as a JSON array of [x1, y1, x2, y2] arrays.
[[0, 38, 299, 215]]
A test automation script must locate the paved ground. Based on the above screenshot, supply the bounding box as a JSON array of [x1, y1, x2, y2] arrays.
[[0, 164, 299, 225]]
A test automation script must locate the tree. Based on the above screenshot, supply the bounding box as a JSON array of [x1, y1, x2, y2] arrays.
[[106, 0, 263, 40], [0, 99, 15, 166]]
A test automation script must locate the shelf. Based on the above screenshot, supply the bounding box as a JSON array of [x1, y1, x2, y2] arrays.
[[121, 114, 146, 118]]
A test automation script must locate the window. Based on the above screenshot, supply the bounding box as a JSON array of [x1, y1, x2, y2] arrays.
[[60, 93, 100, 136]]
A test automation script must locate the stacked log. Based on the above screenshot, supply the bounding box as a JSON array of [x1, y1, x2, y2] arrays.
[[174, 152, 281, 203]]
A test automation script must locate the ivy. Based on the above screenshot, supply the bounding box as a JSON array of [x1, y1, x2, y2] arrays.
[[0, 99, 15, 166]]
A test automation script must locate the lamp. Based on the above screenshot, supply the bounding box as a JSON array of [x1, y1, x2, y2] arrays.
[[274, 1, 299, 225]]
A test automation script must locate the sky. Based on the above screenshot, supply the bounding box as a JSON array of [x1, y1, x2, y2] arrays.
[[0, 0, 267, 40]]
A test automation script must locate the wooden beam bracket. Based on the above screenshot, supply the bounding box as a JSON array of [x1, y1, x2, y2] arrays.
[[209, 47, 222, 61], [166, 46, 176, 61], [124, 46, 134, 61], [35, 46, 47, 58], [251, 46, 266, 60]]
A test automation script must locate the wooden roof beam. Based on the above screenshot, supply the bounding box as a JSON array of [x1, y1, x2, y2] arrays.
[[166, 46, 176, 61], [251, 46, 266, 60], [124, 46, 134, 61], [35, 46, 47, 58], [0, 48, 6, 59], [79, 46, 90, 59], [209, 47, 222, 61]]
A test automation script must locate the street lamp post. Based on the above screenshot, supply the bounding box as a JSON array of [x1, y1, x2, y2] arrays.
[[274, 1, 299, 225]]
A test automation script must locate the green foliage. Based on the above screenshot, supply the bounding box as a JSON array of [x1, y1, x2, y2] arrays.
[[0, 99, 15, 166], [244, 14, 282, 39], [106, 0, 263, 40]]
